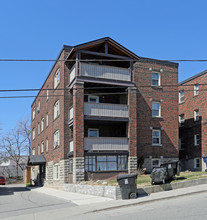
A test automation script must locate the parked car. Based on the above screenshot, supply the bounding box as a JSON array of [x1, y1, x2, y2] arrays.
[[0, 176, 5, 185]]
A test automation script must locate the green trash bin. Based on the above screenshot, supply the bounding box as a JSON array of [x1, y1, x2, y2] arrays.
[[117, 174, 138, 200]]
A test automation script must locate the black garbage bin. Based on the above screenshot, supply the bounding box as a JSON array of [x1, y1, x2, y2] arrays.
[[161, 161, 180, 180], [117, 174, 138, 200]]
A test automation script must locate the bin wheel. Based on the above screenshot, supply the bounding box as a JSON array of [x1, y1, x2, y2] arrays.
[[129, 192, 137, 199], [151, 180, 154, 185]]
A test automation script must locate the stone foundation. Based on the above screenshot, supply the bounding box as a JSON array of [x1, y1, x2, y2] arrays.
[[128, 157, 137, 173], [73, 157, 85, 183]]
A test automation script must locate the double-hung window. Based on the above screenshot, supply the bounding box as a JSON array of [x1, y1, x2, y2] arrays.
[[32, 128, 35, 140], [32, 108, 36, 120], [152, 159, 160, 168], [32, 147, 35, 155], [54, 69, 60, 88], [46, 113, 49, 127], [179, 138, 185, 150], [194, 110, 199, 121], [152, 102, 161, 117], [54, 130, 60, 147], [41, 141, 44, 153], [194, 134, 199, 146], [54, 100, 60, 119], [179, 90, 184, 103], [41, 118, 44, 132], [152, 72, 160, 86], [194, 158, 200, 168], [194, 84, 199, 96], [38, 123, 40, 135], [152, 130, 161, 145], [53, 163, 60, 180], [46, 138, 48, 152]]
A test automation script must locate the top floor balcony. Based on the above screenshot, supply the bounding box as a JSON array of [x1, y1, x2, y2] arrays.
[[69, 63, 131, 84]]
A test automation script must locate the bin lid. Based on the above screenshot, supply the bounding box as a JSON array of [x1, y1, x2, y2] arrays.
[[117, 174, 137, 181]]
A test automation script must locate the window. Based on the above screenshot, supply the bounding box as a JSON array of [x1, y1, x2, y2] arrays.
[[46, 138, 48, 152], [32, 128, 35, 140], [179, 114, 185, 127], [32, 147, 35, 155], [41, 141, 44, 153], [152, 72, 160, 86], [179, 138, 185, 150], [194, 110, 199, 121], [179, 90, 184, 103], [54, 130, 60, 147], [32, 108, 36, 120], [88, 95, 99, 103], [38, 145, 40, 155], [194, 134, 199, 146], [85, 155, 128, 172], [152, 130, 161, 145], [152, 102, 161, 117], [47, 88, 49, 100], [69, 159, 73, 173], [152, 159, 160, 168], [88, 129, 99, 137], [53, 163, 60, 180], [194, 84, 199, 96], [54, 100, 60, 119], [41, 118, 44, 132], [38, 123, 40, 134], [46, 113, 49, 127], [36, 100, 40, 113], [194, 158, 200, 168], [54, 69, 60, 88]]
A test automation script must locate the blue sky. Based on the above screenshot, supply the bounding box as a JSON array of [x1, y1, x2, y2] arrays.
[[0, 0, 207, 132]]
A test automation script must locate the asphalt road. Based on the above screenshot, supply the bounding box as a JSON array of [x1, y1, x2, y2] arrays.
[[71, 190, 207, 220], [0, 184, 77, 219]]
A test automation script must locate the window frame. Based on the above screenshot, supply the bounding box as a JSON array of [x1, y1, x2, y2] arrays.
[[32, 147, 35, 155], [54, 100, 60, 120], [179, 90, 185, 103], [152, 129, 161, 146], [179, 114, 185, 127], [32, 107, 36, 120], [54, 69, 60, 89], [41, 118, 44, 132], [152, 159, 160, 168], [41, 141, 44, 153], [38, 122, 40, 135], [194, 84, 199, 96], [179, 138, 185, 150], [152, 72, 160, 86], [88, 128, 99, 138], [152, 102, 161, 117], [46, 113, 49, 127], [88, 95, 99, 103], [53, 163, 60, 180], [194, 134, 199, 146], [194, 158, 200, 168], [194, 109, 199, 121], [54, 130, 60, 147], [32, 128, 35, 140], [46, 138, 48, 152]]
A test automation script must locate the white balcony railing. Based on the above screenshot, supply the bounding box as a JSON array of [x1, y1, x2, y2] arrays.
[[81, 63, 131, 81], [84, 137, 128, 151], [84, 103, 128, 118]]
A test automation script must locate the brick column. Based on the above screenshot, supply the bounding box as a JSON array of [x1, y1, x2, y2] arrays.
[[73, 82, 85, 183], [128, 87, 138, 173]]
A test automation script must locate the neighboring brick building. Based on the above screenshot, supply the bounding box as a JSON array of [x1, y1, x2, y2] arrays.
[[29, 37, 179, 186], [179, 70, 207, 171]]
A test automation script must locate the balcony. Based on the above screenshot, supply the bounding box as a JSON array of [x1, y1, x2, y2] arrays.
[[69, 63, 131, 83], [84, 137, 128, 151], [84, 103, 128, 118]]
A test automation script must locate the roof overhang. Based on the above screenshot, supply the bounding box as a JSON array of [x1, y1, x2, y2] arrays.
[[28, 155, 46, 165]]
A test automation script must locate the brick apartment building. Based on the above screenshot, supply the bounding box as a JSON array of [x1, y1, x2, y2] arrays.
[[179, 70, 207, 171], [29, 37, 179, 186]]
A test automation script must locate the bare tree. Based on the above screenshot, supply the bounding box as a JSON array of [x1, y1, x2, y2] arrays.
[[0, 119, 31, 178]]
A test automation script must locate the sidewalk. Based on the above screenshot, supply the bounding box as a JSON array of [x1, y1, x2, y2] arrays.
[[28, 183, 207, 211]]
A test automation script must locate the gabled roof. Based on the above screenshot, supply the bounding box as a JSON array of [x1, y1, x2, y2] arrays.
[[179, 69, 207, 85]]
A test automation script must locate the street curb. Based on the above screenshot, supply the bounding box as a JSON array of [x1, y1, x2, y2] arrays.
[[87, 189, 207, 213]]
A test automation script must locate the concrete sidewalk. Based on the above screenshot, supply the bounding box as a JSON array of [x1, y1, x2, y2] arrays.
[[28, 183, 207, 210]]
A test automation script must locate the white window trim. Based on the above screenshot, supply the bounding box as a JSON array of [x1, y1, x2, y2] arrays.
[[152, 159, 160, 168], [46, 113, 49, 127], [54, 130, 60, 147], [151, 72, 160, 86], [88, 128, 99, 138], [194, 134, 199, 146], [152, 129, 161, 146], [46, 88, 49, 100], [32, 147, 35, 155], [46, 138, 48, 152], [54, 69, 60, 89], [194, 158, 200, 168], [54, 100, 60, 120], [194, 110, 199, 121], [179, 90, 184, 103], [38, 123, 40, 135], [88, 95, 99, 103], [32, 128, 35, 140], [152, 102, 161, 117], [32, 107, 36, 120], [194, 84, 199, 96], [41, 141, 44, 153], [41, 118, 44, 132]]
